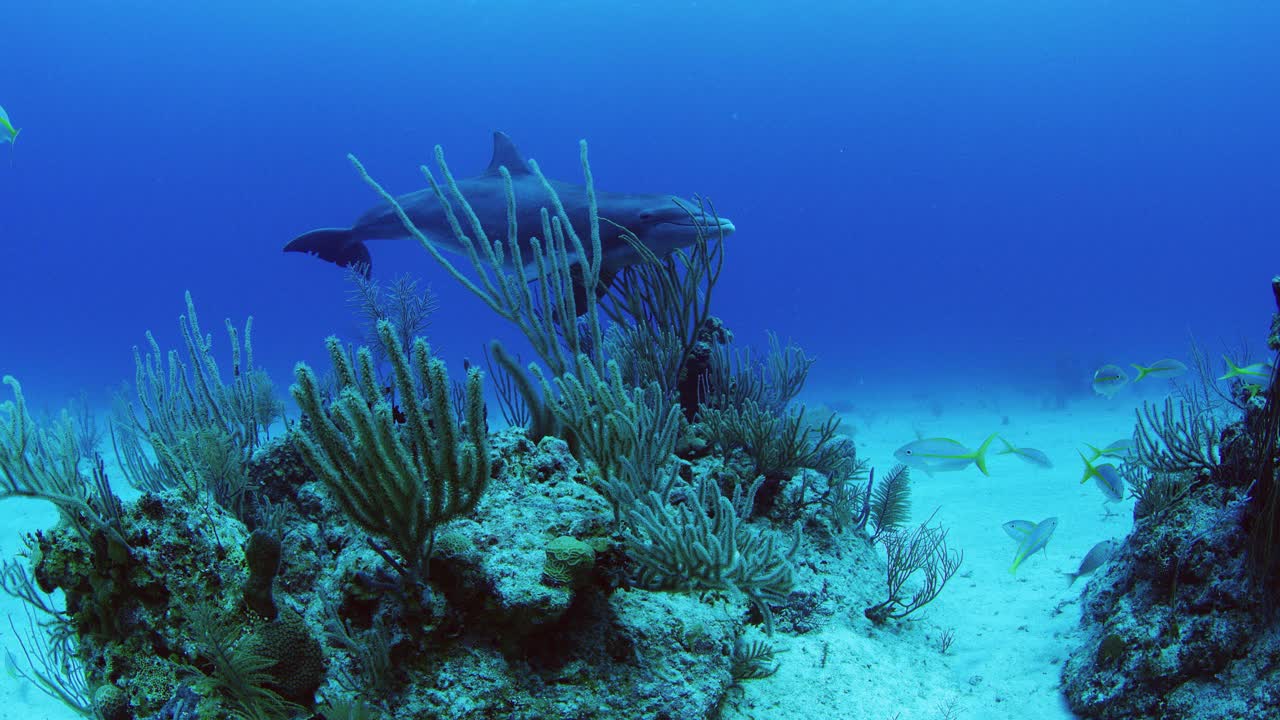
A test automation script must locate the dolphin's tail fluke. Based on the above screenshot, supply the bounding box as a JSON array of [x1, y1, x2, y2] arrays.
[[284, 228, 372, 275]]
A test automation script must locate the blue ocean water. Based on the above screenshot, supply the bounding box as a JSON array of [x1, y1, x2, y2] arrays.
[[2, 0, 1277, 409], [4, 4, 1280, 719]]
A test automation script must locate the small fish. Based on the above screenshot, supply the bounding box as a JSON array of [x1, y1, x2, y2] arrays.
[[1002, 520, 1036, 543], [1092, 364, 1129, 398], [1219, 356, 1274, 383], [1010, 517, 1059, 575], [0, 105, 19, 146], [997, 438, 1052, 469], [894, 433, 999, 476], [1079, 451, 1125, 502], [1065, 539, 1120, 586], [1131, 359, 1188, 382], [1085, 438, 1133, 461]]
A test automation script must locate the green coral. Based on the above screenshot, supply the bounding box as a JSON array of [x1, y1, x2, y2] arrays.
[[539, 355, 683, 522], [113, 292, 281, 505], [290, 319, 490, 585], [543, 536, 596, 588], [624, 473, 799, 635], [1, 377, 129, 548]]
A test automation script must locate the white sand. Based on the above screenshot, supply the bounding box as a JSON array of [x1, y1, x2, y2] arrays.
[[0, 498, 75, 719], [726, 387, 1145, 720]]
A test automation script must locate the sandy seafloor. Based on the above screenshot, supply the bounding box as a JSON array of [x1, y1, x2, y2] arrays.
[[724, 383, 1148, 720], [0, 381, 1162, 720]]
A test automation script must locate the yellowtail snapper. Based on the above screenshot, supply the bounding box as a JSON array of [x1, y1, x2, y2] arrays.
[[997, 438, 1053, 469], [1086, 438, 1133, 461], [894, 433, 999, 476], [1219, 356, 1274, 383], [1131, 359, 1187, 382], [1092, 364, 1129, 397], [1079, 452, 1125, 502], [1002, 519, 1036, 543], [1010, 517, 1059, 575]]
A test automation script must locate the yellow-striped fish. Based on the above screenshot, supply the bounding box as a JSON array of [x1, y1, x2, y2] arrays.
[[1085, 438, 1133, 462], [1092, 364, 1129, 398], [1010, 517, 1059, 575], [1131, 359, 1187, 382], [998, 437, 1053, 468], [893, 433, 999, 476], [1079, 451, 1125, 502], [1219, 356, 1273, 383], [0, 105, 20, 147]]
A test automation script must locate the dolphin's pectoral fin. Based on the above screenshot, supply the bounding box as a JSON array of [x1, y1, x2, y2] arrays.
[[566, 266, 619, 317], [598, 268, 619, 295], [570, 269, 591, 318], [484, 131, 533, 176], [284, 228, 371, 275]]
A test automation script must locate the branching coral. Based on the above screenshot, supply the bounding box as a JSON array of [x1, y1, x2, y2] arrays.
[[290, 319, 489, 584], [700, 332, 815, 415], [624, 473, 799, 635], [111, 292, 281, 518], [698, 399, 841, 482], [538, 354, 682, 522], [0, 377, 127, 548], [345, 268, 439, 365], [865, 513, 963, 624], [1133, 396, 1222, 476]]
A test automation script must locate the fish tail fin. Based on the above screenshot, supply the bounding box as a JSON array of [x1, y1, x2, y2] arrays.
[[972, 433, 998, 476], [284, 228, 371, 274], [1219, 355, 1241, 381], [1064, 571, 1079, 587], [1078, 450, 1097, 484], [997, 436, 1017, 455], [1084, 443, 1104, 462], [1131, 363, 1150, 382], [10, 128, 18, 148]]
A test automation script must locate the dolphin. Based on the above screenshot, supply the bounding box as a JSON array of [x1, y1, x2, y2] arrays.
[[285, 132, 735, 294]]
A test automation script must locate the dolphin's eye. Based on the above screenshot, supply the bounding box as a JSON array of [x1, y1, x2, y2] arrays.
[[639, 210, 653, 221]]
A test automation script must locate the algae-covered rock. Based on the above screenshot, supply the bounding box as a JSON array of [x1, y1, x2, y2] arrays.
[[1062, 479, 1280, 718], [390, 587, 735, 719], [428, 432, 613, 640]]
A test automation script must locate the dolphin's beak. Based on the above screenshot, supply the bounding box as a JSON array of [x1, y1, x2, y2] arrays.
[[691, 216, 734, 237], [658, 216, 734, 239], [664, 211, 735, 236]]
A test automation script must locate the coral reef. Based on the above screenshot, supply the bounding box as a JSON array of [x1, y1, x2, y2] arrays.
[[0, 138, 968, 719], [1061, 481, 1279, 717], [1062, 277, 1280, 719]]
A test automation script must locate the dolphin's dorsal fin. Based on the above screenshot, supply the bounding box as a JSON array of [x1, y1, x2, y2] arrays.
[[485, 131, 533, 176]]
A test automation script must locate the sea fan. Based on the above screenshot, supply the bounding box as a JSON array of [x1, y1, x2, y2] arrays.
[[870, 464, 911, 544]]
